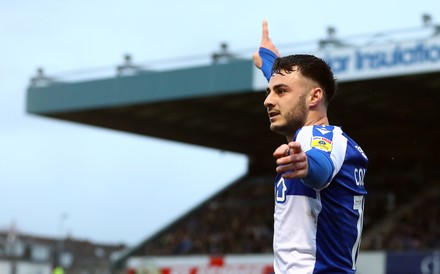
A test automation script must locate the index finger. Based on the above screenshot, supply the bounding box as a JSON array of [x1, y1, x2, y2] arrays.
[[259, 20, 280, 56], [261, 20, 269, 43], [288, 142, 303, 154]]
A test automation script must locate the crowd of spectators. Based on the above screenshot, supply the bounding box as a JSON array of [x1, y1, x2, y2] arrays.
[[142, 176, 274, 255], [137, 172, 439, 256], [362, 184, 439, 251]]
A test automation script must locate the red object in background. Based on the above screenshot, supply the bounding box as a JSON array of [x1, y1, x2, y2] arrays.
[[209, 256, 225, 267], [263, 265, 275, 274]]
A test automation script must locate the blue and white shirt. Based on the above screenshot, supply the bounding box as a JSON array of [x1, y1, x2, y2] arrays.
[[273, 125, 368, 274]]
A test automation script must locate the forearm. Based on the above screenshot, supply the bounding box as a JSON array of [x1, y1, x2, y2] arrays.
[[301, 149, 334, 190]]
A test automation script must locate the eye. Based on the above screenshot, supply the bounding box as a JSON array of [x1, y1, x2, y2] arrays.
[[276, 88, 286, 95]]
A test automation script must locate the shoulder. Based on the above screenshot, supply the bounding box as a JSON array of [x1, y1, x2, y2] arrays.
[[295, 125, 343, 153], [296, 125, 342, 138]]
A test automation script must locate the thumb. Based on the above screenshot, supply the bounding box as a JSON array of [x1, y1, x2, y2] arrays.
[[273, 144, 290, 158], [252, 51, 262, 68]]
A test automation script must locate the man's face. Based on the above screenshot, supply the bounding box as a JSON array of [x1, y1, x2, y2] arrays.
[[264, 68, 312, 138]]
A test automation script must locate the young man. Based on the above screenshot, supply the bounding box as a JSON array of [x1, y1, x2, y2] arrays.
[[253, 21, 368, 273]]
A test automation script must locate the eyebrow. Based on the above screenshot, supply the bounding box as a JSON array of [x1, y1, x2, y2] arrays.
[[267, 83, 289, 93], [272, 83, 289, 90]]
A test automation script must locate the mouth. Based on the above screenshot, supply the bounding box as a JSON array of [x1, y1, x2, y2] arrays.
[[268, 111, 280, 122]]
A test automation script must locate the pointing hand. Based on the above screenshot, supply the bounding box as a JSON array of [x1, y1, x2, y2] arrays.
[[252, 20, 280, 68]]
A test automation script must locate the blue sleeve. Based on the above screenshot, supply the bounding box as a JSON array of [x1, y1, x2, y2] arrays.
[[301, 149, 334, 190], [259, 47, 278, 82]]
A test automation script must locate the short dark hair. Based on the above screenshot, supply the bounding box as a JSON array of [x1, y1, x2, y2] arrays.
[[272, 54, 337, 105]]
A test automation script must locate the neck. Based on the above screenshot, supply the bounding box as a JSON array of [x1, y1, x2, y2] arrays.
[[306, 104, 329, 126], [285, 109, 329, 141], [304, 113, 329, 127]]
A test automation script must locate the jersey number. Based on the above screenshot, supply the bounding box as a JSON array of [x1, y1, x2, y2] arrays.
[[351, 195, 364, 270], [276, 178, 287, 203]]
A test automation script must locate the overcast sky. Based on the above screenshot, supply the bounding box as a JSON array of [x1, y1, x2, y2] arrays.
[[1, 0, 439, 246]]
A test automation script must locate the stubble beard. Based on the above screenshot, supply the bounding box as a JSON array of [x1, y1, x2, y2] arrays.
[[270, 93, 308, 137]]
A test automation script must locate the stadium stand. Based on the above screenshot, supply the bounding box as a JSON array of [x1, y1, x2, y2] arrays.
[[121, 175, 439, 255], [129, 175, 275, 256], [363, 182, 440, 251]]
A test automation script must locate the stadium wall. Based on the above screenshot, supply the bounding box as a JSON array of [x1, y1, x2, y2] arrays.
[[0, 260, 51, 274], [125, 250, 439, 274]]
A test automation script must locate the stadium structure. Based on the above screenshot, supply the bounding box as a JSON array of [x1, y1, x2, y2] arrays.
[[26, 18, 440, 274], [0, 229, 125, 274]]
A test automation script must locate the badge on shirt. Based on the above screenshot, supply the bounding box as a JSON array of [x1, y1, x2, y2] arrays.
[[311, 136, 332, 152]]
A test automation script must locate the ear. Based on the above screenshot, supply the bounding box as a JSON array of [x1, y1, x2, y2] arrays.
[[309, 87, 323, 107]]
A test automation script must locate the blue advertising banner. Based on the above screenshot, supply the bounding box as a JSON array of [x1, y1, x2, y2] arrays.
[[386, 250, 440, 274]]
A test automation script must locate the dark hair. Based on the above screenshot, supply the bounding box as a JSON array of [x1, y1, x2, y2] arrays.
[[272, 54, 337, 105]]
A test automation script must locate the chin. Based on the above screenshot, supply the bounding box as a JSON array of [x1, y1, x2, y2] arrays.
[[270, 124, 288, 136]]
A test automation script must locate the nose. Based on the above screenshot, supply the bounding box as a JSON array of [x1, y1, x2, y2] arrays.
[[264, 92, 274, 108]]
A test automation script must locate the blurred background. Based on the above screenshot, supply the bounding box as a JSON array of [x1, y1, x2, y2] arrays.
[[1, 1, 440, 274]]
